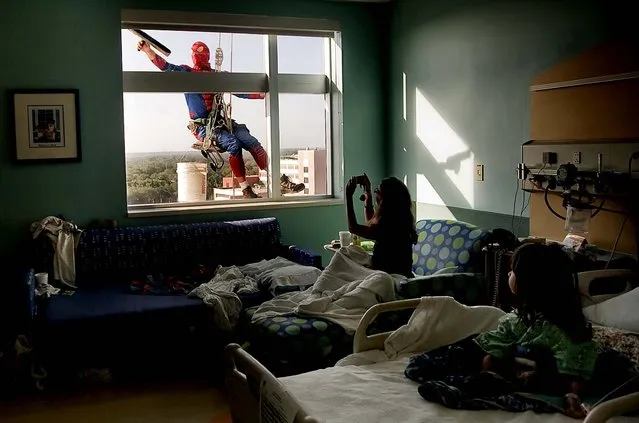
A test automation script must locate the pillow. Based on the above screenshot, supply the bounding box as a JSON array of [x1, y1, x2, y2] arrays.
[[238, 257, 321, 295], [432, 266, 463, 275], [583, 288, 639, 333], [257, 264, 321, 295]]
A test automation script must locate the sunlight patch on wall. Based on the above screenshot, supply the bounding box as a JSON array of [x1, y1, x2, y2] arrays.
[[416, 172, 446, 206], [331, 38, 343, 93], [416, 174, 456, 220], [402, 72, 407, 121], [415, 88, 474, 208]]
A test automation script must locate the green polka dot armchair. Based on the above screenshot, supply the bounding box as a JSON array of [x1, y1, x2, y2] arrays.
[[398, 219, 491, 302], [412, 219, 487, 275]]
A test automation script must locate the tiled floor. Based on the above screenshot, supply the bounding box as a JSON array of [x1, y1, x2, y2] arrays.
[[1, 380, 230, 423]]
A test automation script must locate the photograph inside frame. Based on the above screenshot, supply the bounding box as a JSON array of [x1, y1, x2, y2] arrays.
[[28, 105, 65, 148]]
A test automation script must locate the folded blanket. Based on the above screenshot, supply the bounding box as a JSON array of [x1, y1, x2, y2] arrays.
[[251, 246, 398, 334]]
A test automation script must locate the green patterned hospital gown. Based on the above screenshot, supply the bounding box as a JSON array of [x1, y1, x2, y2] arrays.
[[474, 313, 598, 380]]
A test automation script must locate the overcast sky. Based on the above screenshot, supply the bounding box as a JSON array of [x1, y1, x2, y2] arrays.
[[121, 29, 328, 153]]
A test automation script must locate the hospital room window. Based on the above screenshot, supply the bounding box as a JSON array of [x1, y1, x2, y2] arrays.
[[120, 10, 343, 214]]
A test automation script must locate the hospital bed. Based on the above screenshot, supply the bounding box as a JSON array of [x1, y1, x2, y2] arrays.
[[224, 270, 639, 423]]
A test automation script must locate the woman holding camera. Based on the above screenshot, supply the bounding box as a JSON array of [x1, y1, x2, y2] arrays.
[[345, 175, 417, 278]]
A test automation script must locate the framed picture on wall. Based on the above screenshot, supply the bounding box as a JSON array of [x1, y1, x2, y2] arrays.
[[11, 89, 82, 163]]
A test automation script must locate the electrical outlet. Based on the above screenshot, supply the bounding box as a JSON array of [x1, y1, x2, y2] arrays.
[[572, 151, 582, 164], [542, 152, 557, 164], [475, 164, 484, 181]]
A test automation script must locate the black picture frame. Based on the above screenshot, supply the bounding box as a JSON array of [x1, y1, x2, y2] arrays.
[[10, 89, 82, 163]]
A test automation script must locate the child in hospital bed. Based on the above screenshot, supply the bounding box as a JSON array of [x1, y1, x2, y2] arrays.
[[405, 243, 597, 419]]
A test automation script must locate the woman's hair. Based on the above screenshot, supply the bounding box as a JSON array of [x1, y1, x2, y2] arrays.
[[373, 177, 417, 244], [510, 243, 591, 342]]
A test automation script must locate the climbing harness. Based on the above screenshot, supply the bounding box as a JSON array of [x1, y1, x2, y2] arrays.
[[192, 33, 234, 172]]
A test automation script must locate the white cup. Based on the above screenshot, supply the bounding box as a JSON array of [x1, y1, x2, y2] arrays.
[[35, 272, 48, 286], [339, 231, 352, 247]]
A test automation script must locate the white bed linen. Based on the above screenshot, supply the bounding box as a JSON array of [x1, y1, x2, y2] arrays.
[[281, 358, 637, 423], [251, 246, 398, 333], [339, 296, 506, 366]]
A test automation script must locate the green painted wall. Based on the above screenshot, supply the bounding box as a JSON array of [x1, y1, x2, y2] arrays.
[[388, 0, 633, 236], [0, 0, 388, 271]]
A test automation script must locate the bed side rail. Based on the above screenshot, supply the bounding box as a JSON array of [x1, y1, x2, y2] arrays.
[[223, 343, 320, 423], [578, 269, 635, 307], [584, 392, 639, 423], [353, 298, 421, 353]]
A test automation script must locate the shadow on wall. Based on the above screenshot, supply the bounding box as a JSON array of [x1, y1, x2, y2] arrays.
[[389, 0, 626, 231], [398, 75, 529, 233], [415, 87, 475, 208]]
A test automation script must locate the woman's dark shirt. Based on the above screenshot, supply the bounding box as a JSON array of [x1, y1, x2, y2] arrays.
[[371, 223, 414, 278]]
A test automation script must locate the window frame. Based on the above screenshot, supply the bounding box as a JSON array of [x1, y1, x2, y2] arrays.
[[120, 9, 344, 215]]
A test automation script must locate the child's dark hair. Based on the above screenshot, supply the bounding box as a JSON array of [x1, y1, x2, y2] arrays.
[[374, 177, 417, 244], [510, 243, 591, 342]]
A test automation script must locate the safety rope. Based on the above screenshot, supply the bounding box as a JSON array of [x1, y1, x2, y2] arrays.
[[197, 32, 234, 172], [228, 33, 233, 121], [228, 33, 236, 193]]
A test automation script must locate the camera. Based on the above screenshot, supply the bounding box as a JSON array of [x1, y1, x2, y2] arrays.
[[354, 174, 368, 186]]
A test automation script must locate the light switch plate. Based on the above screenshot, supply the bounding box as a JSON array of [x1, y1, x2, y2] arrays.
[[572, 151, 582, 164], [475, 164, 484, 181]]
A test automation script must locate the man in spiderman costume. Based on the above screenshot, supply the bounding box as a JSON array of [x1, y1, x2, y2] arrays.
[[137, 40, 304, 199]]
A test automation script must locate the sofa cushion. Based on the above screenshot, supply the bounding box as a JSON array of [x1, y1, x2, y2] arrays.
[[412, 219, 489, 276], [44, 286, 204, 324]]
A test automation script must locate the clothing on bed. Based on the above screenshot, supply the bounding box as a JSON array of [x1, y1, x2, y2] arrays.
[[416, 377, 559, 414], [405, 335, 486, 383], [189, 265, 259, 331], [130, 264, 215, 295], [30, 216, 83, 289], [405, 335, 639, 417], [405, 336, 549, 404], [130, 274, 201, 295], [474, 313, 598, 380]]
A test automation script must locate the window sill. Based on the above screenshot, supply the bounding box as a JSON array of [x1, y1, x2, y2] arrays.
[[127, 197, 344, 218]]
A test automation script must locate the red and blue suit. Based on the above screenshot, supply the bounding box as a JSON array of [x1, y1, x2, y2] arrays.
[[149, 41, 268, 180]]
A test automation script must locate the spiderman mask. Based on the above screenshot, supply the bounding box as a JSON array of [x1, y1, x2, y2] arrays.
[[191, 41, 211, 70]]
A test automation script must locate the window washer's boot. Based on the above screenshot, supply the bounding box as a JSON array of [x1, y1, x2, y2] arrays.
[[280, 174, 305, 194], [242, 186, 260, 199]]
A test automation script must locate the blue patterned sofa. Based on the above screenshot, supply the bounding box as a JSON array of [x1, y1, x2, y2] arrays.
[[25, 217, 321, 381], [243, 219, 492, 376]]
